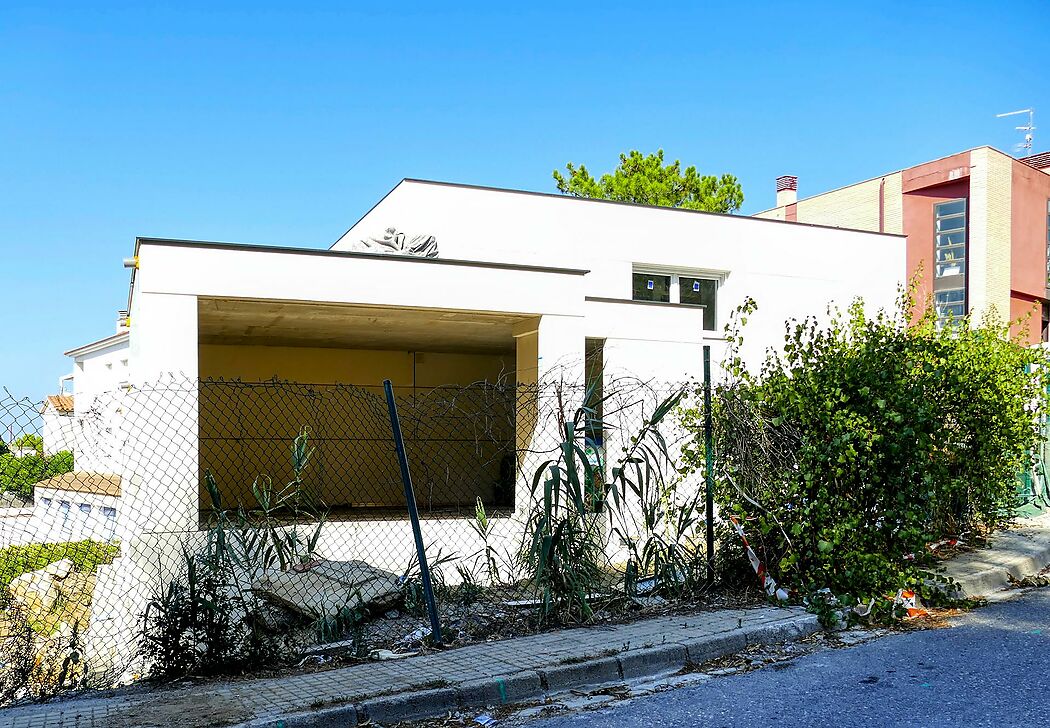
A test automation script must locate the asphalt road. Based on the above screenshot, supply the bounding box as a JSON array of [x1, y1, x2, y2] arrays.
[[516, 588, 1050, 728]]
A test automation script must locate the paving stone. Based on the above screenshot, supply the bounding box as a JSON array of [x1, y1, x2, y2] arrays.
[[2, 606, 817, 728]]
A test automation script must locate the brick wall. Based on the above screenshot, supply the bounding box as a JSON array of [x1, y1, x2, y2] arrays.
[[755, 173, 904, 234], [968, 148, 1013, 323]]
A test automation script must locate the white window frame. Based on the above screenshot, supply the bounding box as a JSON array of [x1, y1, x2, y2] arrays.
[[632, 265, 727, 305]]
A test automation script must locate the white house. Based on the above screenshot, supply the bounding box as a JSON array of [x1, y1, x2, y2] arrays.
[[73, 179, 906, 679], [40, 395, 75, 456], [35, 473, 121, 543]]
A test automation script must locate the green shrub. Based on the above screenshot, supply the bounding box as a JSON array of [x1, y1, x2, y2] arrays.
[[12, 434, 43, 455], [0, 450, 74, 499], [0, 541, 119, 595], [689, 289, 1049, 617]]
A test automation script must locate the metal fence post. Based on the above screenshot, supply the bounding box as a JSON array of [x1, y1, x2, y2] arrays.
[[383, 379, 443, 644], [704, 345, 715, 584]]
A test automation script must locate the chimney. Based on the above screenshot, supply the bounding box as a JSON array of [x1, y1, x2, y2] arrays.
[[776, 175, 798, 207], [117, 310, 130, 333]]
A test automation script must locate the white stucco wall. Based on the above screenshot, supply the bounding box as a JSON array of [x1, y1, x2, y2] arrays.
[[41, 409, 76, 456], [77, 182, 906, 682], [71, 337, 130, 413], [334, 180, 906, 376]]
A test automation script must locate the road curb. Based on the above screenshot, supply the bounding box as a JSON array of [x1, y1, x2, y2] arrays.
[[238, 613, 822, 727], [942, 521, 1050, 598]]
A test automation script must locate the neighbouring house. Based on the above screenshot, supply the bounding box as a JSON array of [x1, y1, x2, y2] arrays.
[[40, 395, 75, 456], [62, 179, 906, 678], [34, 472, 121, 543], [756, 146, 1050, 340]]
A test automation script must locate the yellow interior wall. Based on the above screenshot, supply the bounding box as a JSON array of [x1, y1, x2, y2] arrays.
[[198, 344, 516, 515], [514, 331, 539, 464]]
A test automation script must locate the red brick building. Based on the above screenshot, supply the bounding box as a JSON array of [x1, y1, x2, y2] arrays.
[[758, 147, 1050, 342]]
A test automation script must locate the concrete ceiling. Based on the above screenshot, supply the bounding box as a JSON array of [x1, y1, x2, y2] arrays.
[[198, 298, 532, 354]]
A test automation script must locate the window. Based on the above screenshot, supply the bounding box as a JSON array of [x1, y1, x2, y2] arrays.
[[679, 277, 718, 331], [934, 288, 965, 323], [632, 268, 721, 331], [933, 199, 967, 327], [1045, 199, 1050, 286], [79, 503, 91, 515], [102, 507, 117, 519], [934, 200, 966, 279], [632, 273, 671, 303], [41, 498, 52, 507]]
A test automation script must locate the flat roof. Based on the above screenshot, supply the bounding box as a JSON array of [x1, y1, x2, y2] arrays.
[[64, 331, 129, 359], [134, 236, 590, 276], [754, 145, 1028, 214], [333, 178, 907, 248]]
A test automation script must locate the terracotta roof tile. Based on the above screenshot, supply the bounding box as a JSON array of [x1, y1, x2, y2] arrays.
[[43, 395, 74, 414], [35, 472, 121, 498]]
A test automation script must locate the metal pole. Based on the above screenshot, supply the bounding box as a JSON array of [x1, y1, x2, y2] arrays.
[[703, 345, 715, 584], [383, 379, 443, 644]]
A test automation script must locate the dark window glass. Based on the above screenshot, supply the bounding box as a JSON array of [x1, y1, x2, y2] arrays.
[[632, 273, 670, 303], [680, 276, 718, 331], [936, 199, 966, 217], [102, 507, 117, 518]]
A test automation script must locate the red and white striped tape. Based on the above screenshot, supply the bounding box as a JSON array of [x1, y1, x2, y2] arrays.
[[728, 515, 789, 602]]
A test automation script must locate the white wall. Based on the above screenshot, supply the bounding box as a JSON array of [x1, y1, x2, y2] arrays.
[[34, 488, 120, 543], [41, 410, 76, 456], [72, 338, 130, 413], [335, 181, 907, 375]]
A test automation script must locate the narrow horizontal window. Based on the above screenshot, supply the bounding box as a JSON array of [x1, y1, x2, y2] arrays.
[[632, 273, 671, 303]]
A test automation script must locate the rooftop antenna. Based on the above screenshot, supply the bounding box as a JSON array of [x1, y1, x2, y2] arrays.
[[996, 108, 1035, 156]]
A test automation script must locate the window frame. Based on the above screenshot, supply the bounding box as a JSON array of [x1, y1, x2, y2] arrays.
[[934, 200, 967, 281], [631, 265, 725, 331], [932, 199, 968, 328]]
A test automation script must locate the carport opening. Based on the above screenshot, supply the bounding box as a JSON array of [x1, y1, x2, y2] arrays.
[[196, 298, 537, 521]]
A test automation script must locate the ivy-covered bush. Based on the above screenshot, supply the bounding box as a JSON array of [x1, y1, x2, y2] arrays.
[[689, 289, 1049, 616]]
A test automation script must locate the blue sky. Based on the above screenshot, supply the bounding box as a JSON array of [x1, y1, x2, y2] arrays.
[[1, 1, 1047, 400]]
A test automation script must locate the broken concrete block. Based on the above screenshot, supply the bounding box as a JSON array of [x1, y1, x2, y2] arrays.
[[45, 558, 75, 579], [253, 559, 400, 619]]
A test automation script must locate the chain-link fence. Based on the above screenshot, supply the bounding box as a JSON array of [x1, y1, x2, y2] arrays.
[[0, 374, 721, 704]]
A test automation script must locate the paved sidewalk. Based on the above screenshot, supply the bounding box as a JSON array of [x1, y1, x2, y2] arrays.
[[941, 514, 1050, 598], [1, 606, 818, 728]]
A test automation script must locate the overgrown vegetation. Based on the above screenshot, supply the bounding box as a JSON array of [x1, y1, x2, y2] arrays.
[[0, 541, 118, 596], [520, 380, 701, 624], [690, 286, 1049, 622], [139, 427, 329, 678], [0, 450, 74, 499]]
